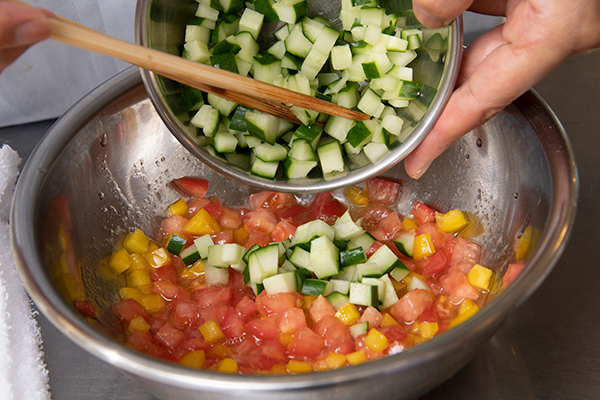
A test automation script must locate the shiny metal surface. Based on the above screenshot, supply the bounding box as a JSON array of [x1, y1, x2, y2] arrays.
[[9, 64, 576, 400], [135, 0, 463, 193]]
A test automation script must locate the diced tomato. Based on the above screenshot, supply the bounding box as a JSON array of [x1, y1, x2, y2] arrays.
[[74, 300, 96, 318], [243, 209, 278, 235], [313, 316, 355, 355], [377, 324, 408, 343], [255, 291, 303, 316], [259, 339, 287, 364], [172, 177, 209, 199], [201, 197, 222, 221], [391, 289, 434, 323], [277, 307, 307, 334], [154, 323, 187, 351], [199, 303, 229, 325], [360, 205, 391, 232], [416, 222, 446, 251], [221, 307, 246, 339], [236, 295, 259, 321], [160, 214, 189, 237], [244, 232, 273, 249], [417, 306, 438, 323], [220, 206, 242, 230], [366, 177, 402, 205], [151, 264, 179, 283], [126, 329, 169, 359], [307, 192, 348, 225], [211, 230, 233, 244], [250, 191, 297, 212], [422, 251, 448, 277], [503, 263, 525, 288], [187, 198, 211, 217], [442, 234, 455, 259], [113, 298, 148, 323], [288, 327, 326, 360], [308, 295, 336, 324], [271, 219, 297, 242], [279, 204, 308, 222], [194, 286, 232, 309], [152, 280, 187, 300], [411, 201, 436, 225], [169, 298, 199, 328], [448, 237, 482, 275], [370, 211, 402, 241], [249, 191, 273, 210], [245, 317, 281, 340], [439, 267, 480, 304], [179, 337, 211, 352], [359, 306, 383, 329]]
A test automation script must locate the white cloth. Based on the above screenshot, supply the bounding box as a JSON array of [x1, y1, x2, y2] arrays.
[[0, 145, 50, 400], [0, 0, 137, 128]]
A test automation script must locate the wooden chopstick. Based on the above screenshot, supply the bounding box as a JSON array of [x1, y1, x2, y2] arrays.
[[7, 0, 369, 124]]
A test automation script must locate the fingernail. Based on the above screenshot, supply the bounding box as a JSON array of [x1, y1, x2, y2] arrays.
[[14, 19, 47, 46], [411, 162, 432, 180]]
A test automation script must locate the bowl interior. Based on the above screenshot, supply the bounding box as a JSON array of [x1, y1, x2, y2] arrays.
[[135, 0, 462, 193], [11, 68, 576, 399]]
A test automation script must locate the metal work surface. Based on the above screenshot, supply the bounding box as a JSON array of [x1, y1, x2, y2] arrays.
[[1, 49, 599, 399]]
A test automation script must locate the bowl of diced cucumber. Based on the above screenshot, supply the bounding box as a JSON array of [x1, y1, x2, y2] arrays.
[[135, 0, 462, 192]]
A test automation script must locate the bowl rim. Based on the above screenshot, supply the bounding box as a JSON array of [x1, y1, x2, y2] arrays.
[[10, 66, 578, 392], [134, 0, 464, 193]]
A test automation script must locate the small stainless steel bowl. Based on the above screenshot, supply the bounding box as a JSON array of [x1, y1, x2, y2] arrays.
[[134, 0, 463, 193], [11, 67, 577, 400]]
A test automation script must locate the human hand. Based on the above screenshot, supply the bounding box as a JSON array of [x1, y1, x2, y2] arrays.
[[0, 2, 53, 73], [404, 0, 600, 179]]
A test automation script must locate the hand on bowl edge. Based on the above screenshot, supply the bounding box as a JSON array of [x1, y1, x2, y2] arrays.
[[405, 0, 600, 180]]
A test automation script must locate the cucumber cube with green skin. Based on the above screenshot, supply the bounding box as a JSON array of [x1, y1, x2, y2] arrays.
[[214, 130, 238, 153], [346, 120, 373, 147], [234, 31, 260, 63], [229, 105, 251, 131], [329, 279, 351, 295], [251, 158, 280, 179], [317, 141, 345, 174], [166, 234, 187, 255], [186, 24, 211, 43], [239, 7, 264, 40], [273, 0, 308, 24], [285, 24, 313, 58], [294, 124, 323, 143], [364, 142, 389, 163], [350, 320, 369, 338], [301, 16, 325, 43], [326, 291, 351, 310], [245, 111, 283, 144], [349, 282, 378, 306], [301, 279, 332, 296], [253, 0, 279, 23], [340, 247, 367, 268], [182, 87, 205, 111], [181, 245, 201, 266], [254, 142, 288, 162], [284, 158, 318, 179], [288, 138, 317, 161], [263, 271, 298, 295], [248, 243, 279, 283], [281, 52, 302, 70], [211, 36, 241, 55], [395, 80, 422, 100], [310, 236, 340, 279], [210, 53, 239, 73], [187, 17, 216, 30], [183, 40, 210, 63]]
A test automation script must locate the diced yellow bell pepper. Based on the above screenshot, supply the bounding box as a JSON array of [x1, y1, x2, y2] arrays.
[[279, 332, 294, 348], [412, 321, 439, 338], [402, 217, 419, 231], [137, 294, 166, 313], [380, 312, 400, 327], [119, 287, 143, 301], [129, 254, 151, 271], [516, 225, 533, 261], [144, 247, 172, 268], [435, 210, 470, 234], [217, 358, 238, 373], [148, 242, 159, 253], [270, 364, 288, 374], [449, 299, 480, 328], [199, 320, 225, 343], [168, 198, 189, 217], [208, 343, 232, 358], [313, 352, 347, 371], [335, 303, 361, 326], [344, 186, 369, 206], [232, 225, 249, 244], [467, 264, 493, 291], [179, 350, 206, 368], [127, 269, 152, 288], [346, 349, 368, 365], [287, 360, 313, 374], [123, 229, 151, 254], [128, 315, 151, 334], [412, 234, 436, 261], [183, 208, 223, 236], [109, 248, 132, 274], [302, 295, 317, 310], [364, 329, 389, 353], [179, 260, 205, 280]]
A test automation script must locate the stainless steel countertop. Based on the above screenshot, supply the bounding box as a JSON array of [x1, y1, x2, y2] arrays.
[[2, 48, 599, 400]]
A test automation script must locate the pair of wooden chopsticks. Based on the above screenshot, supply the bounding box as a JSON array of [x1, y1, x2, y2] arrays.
[[6, 0, 369, 125]]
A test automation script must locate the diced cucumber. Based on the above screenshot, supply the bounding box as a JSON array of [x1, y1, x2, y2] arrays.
[[301, 16, 325, 43], [183, 40, 210, 63], [347, 232, 375, 254], [364, 142, 389, 163], [356, 262, 384, 280], [349, 282, 378, 306], [251, 157, 280, 179], [310, 236, 340, 279], [211, 35, 241, 55], [166, 233, 187, 255], [350, 320, 369, 338], [180, 244, 201, 266], [368, 244, 400, 274], [248, 243, 279, 283], [210, 53, 239, 73], [381, 113, 405, 136], [379, 273, 399, 309], [291, 219, 335, 249], [328, 279, 351, 295], [285, 24, 313, 58], [204, 263, 230, 285], [361, 277, 385, 303], [182, 87, 205, 111], [288, 246, 312, 269], [193, 234, 214, 259], [394, 232, 414, 258], [301, 278, 332, 296], [263, 271, 298, 294], [238, 8, 264, 40], [252, 53, 282, 84], [273, 0, 308, 24], [213, 130, 238, 153], [340, 247, 367, 268], [207, 243, 245, 267], [390, 265, 410, 282], [407, 275, 429, 291], [245, 111, 283, 144], [288, 138, 317, 161], [283, 158, 318, 179], [326, 291, 350, 310], [317, 141, 344, 174], [333, 210, 365, 241], [335, 265, 358, 282], [254, 142, 288, 162], [253, 0, 279, 24]]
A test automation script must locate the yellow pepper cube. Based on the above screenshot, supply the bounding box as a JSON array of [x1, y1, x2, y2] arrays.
[[183, 208, 223, 236], [109, 248, 132, 274], [516, 225, 533, 261], [217, 358, 238, 373], [346, 349, 368, 365], [450, 299, 480, 328], [137, 294, 166, 313], [209, 343, 232, 358], [270, 364, 288, 374], [380, 312, 400, 327], [278, 332, 294, 348], [127, 269, 152, 289], [335, 303, 361, 326], [179, 350, 206, 368], [467, 264, 493, 291], [413, 234, 436, 261], [402, 217, 419, 231], [123, 229, 151, 254], [199, 320, 225, 343], [413, 321, 439, 338], [144, 247, 172, 268], [119, 287, 143, 301], [324, 352, 347, 369], [435, 210, 470, 234], [168, 198, 189, 217], [364, 329, 389, 353], [287, 360, 313, 374], [180, 260, 205, 280], [129, 254, 151, 271], [302, 295, 318, 310], [128, 315, 151, 334], [344, 186, 369, 206]]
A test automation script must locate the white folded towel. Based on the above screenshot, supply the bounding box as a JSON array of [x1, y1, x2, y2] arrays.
[[0, 145, 51, 400]]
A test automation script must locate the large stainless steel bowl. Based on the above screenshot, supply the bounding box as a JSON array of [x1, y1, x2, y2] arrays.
[[11, 67, 576, 400], [135, 0, 463, 193]]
